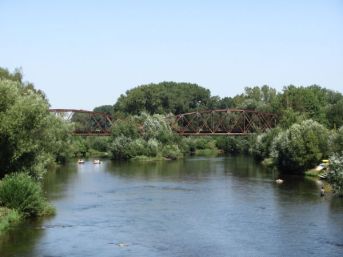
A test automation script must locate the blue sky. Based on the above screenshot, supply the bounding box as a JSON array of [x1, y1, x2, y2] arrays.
[[1, 0, 342, 109]]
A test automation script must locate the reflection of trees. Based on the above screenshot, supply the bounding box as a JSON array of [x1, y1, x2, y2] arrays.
[[0, 218, 45, 257], [42, 164, 79, 200], [105, 158, 219, 182]]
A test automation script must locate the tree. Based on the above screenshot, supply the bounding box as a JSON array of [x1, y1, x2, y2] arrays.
[[328, 153, 343, 196], [0, 67, 47, 102], [113, 82, 211, 115], [329, 126, 343, 154], [250, 128, 281, 160], [279, 85, 341, 127], [93, 105, 114, 116], [271, 120, 329, 172], [0, 77, 71, 177]]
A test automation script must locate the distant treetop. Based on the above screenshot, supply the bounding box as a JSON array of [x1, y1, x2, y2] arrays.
[[113, 81, 211, 116]]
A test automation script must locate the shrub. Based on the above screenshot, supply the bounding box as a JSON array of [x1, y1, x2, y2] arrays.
[[141, 113, 173, 143], [271, 120, 329, 172], [329, 126, 343, 154], [87, 137, 110, 153], [110, 136, 132, 160], [128, 138, 148, 157], [250, 128, 281, 160], [146, 139, 160, 156], [111, 116, 140, 139], [215, 137, 242, 154], [0, 207, 21, 233], [328, 153, 343, 196], [0, 173, 53, 217], [162, 144, 183, 160], [110, 113, 186, 160]]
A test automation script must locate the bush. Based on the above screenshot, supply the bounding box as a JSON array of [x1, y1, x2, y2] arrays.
[[146, 139, 160, 156], [87, 137, 110, 153], [0, 207, 21, 233], [0, 173, 53, 217], [110, 136, 133, 160], [328, 153, 343, 196], [215, 137, 242, 154], [162, 144, 183, 160], [141, 113, 174, 143], [128, 138, 148, 157], [110, 113, 184, 160], [329, 126, 343, 154], [111, 116, 140, 139], [250, 128, 281, 160], [271, 120, 329, 172]]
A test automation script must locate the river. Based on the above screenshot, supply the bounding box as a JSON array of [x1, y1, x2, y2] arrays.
[[0, 155, 342, 257]]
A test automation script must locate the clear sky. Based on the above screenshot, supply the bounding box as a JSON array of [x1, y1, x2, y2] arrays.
[[1, 0, 342, 110]]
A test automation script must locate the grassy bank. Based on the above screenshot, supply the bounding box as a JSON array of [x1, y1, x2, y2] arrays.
[[0, 207, 21, 235], [0, 173, 55, 237]]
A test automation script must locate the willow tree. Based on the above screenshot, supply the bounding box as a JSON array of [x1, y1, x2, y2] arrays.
[[0, 78, 71, 178]]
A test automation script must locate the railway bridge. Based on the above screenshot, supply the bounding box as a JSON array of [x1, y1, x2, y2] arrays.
[[49, 109, 277, 136]]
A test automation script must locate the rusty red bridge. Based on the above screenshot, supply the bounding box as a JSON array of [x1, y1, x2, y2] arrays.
[[49, 109, 277, 136]]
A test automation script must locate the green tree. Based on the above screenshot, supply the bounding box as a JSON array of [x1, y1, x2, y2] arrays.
[[0, 78, 71, 177], [250, 128, 281, 160], [328, 152, 343, 196], [279, 85, 341, 127], [113, 82, 211, 115], [271, 120, 329, 172], [0, 67, 47, 102], [329, 126, 343, 154], [93, 105, 114, 116]]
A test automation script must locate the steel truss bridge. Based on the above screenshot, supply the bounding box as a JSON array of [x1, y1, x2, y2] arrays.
[[49, 109, 277, 136], [49, 109, 112, 136], [172, 109, 276, 135]]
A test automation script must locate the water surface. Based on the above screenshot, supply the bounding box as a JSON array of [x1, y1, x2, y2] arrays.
[[1, 156, 342, 257]]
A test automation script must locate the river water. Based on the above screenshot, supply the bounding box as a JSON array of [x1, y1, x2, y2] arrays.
[[0, 156, 342, 257]]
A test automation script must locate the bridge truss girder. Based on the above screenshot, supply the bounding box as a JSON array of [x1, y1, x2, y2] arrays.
[[49, 109, 112, 136], [171, 109, 277, 136]]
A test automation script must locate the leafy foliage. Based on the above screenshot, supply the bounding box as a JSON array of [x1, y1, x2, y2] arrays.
[[328, 153, 343, 196], [271, 120, 329, 172], [0, 78, 71, 177], [0, 173, 54, 217], [250, 128, 281, 160], [0, 207, 21, 233], [113, 82, 211, 115], [329, 127, 343, 154], [215, 137, 244, 154], [110, 113, 182, 159]]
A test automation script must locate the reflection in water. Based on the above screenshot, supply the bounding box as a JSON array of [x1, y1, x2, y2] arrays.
[[0, 156, 342, 257]]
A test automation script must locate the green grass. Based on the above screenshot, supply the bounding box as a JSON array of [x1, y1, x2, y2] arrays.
[[0, 207, 22, 235]]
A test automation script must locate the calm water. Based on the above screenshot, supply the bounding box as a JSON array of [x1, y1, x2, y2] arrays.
[[1, 156, 342, 257]]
